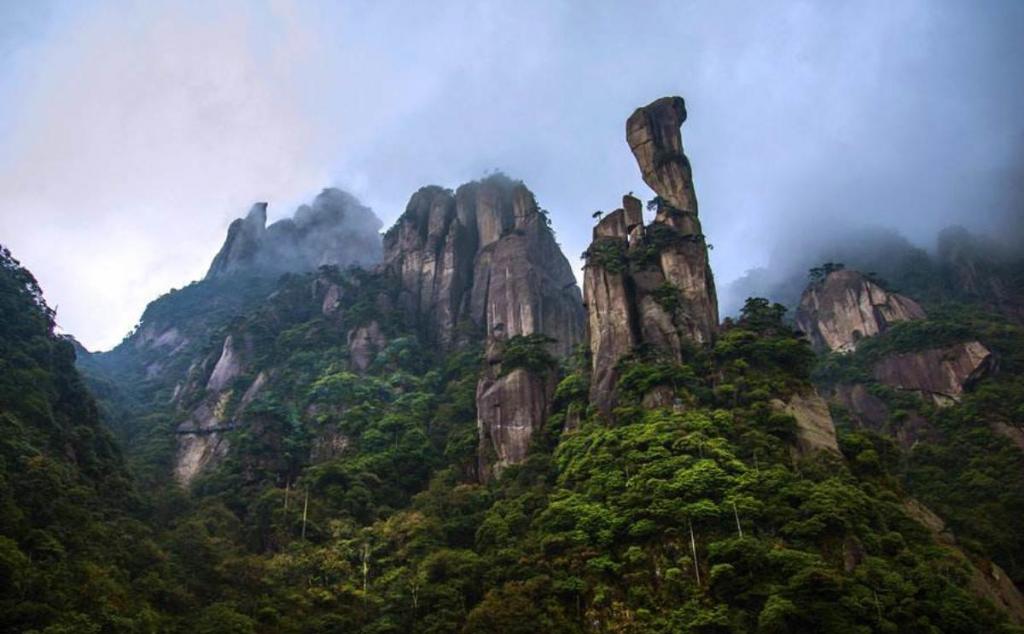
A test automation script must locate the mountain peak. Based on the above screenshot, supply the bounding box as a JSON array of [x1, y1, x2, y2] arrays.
[[205, 189, 382, 280]]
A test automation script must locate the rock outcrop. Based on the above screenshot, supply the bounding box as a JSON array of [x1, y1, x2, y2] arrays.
[[584, 96, 719, 414], [772, 391, 841, 456], [383, 176, 584, 357], [796, 269, 926, 353], [206, 188, 383, 279], [173, 333, 262, 484], [476, 340, 558, 481], [347, 321, 386, 373], [383, 174, 584, 480], [872, 340, 995, 406]]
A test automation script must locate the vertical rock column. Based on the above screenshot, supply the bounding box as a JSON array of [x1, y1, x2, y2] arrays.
[[584, 96, 720, 415]]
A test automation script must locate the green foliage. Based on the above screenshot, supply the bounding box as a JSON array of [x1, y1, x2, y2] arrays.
[[581, 237, 628, 273], [8, 224, 1019, 634], [500, 334, 558, 375], [651, 282, 683, 314], [808, 261, 845, 283]]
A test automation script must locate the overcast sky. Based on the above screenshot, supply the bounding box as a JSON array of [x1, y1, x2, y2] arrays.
[[2, 0, 1022, 350]]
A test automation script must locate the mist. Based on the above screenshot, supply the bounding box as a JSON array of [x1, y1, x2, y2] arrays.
[[1, 1, 1022, 349], [206, 188, 383, 279]]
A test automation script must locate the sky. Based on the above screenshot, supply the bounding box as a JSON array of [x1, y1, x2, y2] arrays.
[[1, 0, 1022, 350]]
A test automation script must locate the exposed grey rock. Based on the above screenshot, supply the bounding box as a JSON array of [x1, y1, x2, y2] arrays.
[[206, 335, 246, 392], [872, 341, 995, 405], [476, 366, 557, 482], [796, 269, 926, 353], [348, 321, 386, 373], [584, 97, 719, 415], [771, 391, 841, 456], [383, 176, 584, 357], [627, 96, 695, 213], [383, 175, 584, 480]]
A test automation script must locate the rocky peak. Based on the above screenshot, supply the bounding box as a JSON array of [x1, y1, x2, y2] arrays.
[[384, 173, 584, 481], [584, 96, 719, 414], [206, 188, 383, 280], [627, 96, 695, 214], [796, 269, 926, 353], [383, 174, 584, 356], [205, 203, 268, 278]]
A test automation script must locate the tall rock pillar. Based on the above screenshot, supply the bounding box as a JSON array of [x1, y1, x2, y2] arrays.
[[584, 96, 719, 415]]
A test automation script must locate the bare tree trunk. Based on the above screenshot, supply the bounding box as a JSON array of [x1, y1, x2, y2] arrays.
[[362, 543, 370, 593], [732, 501, 743, 538], [689, 520, 701, 585], [301, 488, 309, 539]]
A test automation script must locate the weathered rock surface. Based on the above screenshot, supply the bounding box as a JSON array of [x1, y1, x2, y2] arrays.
[[383, 175, 584, 356], [771, 391, 841, 456], [206, 334, 247, 392], [348, 321, 387, 373], [796, 269, 926, 353], [627, 96, 695, 213], [206, 188, 383, 279], [476, 364, 557, 482], [584, 97, 718, 414], [872, 341, 995, 405], [383, 175, 584, 480]]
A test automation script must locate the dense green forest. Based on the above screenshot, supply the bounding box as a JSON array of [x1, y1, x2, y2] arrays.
[[3, 233, 1024, 632]]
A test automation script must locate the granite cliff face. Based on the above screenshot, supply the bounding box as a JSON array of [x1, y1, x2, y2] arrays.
[[206, 188, 383, 279], [383, 175, 584, 480], [382, 176, 583, 356], [584, 96, 719, 414], [872, 340, 995, 406], [796, 269, 926, 353]]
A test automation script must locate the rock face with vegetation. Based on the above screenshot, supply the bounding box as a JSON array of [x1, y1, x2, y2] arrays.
[[383, 175, 584, 478], [796, 268, 926, 353], [382, 176, 584, 356], [584, 96, 718, 414], [872, 340, 995, 405]]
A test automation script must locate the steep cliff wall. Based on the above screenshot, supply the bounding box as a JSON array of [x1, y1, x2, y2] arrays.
[[583, 96, 719, 414], [382, 175, 583, 356], [382, 175, 584, 480]]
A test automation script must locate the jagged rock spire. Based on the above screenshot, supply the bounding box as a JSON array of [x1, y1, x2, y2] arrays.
[[584, 96, 719, 415]]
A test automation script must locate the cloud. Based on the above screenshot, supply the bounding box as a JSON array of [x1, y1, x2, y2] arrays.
[[1, 0, 1022, 348]]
